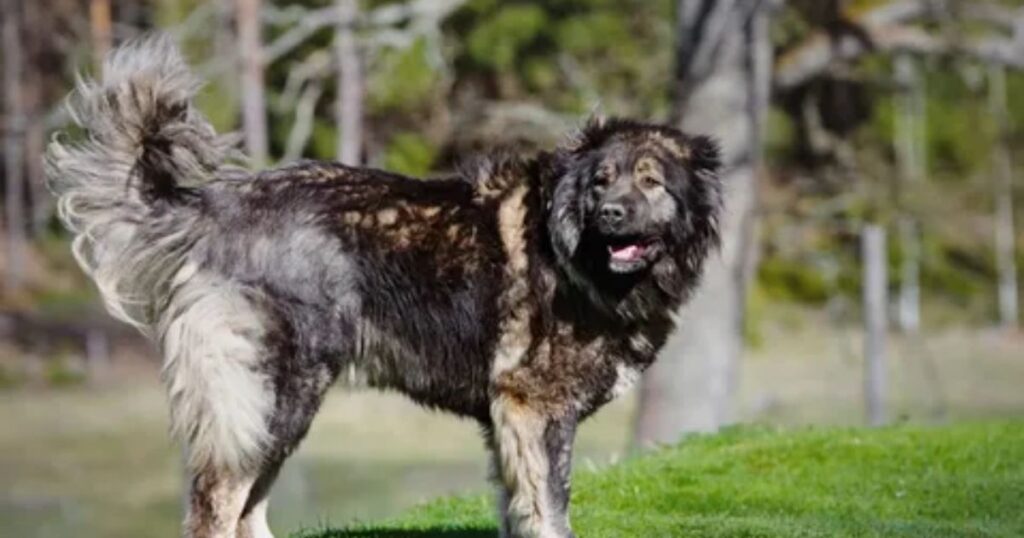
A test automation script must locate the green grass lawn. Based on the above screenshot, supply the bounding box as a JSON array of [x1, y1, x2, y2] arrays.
[[301, 421, 1024, 538]]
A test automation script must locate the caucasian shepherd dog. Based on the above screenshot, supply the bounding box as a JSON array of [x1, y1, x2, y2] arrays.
[[46, 37, 723, 538]]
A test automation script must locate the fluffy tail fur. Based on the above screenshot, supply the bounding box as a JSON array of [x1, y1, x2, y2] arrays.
[[46, 35, 238, 331]]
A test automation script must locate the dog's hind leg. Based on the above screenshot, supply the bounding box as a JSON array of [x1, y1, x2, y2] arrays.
[[236, 497, 272, 538], [234, 348, 342, 538], [235, 460, 282, 538], [490, 393, 578, 538], [159, 267, 277, 538], [184, 466, 258, 538]]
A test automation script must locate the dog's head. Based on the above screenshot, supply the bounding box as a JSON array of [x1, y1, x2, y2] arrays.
[[547, 117, 723, 298]]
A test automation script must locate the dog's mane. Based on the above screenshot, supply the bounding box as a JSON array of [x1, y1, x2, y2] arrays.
[[457, 149, 547, 205]]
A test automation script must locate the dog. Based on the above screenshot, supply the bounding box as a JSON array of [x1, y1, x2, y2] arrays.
[[46, 36, 723, 538]]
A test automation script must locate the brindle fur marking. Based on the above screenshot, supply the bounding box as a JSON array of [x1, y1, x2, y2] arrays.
[[46, 39, 723, 538]]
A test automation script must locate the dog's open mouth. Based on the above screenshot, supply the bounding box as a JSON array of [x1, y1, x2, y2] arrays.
[[609, 243, 648, 262], [606, 237, 662, 273]]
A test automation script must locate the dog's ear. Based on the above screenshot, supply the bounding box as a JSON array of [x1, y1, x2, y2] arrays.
[[687, 135, 722, 178], [561, 115, 610, 154], [673, 133, 724, 272], [547, 171, 585, 264], [549, 117, 607, 264]]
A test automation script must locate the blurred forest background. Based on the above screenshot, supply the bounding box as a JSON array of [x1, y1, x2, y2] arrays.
[[1, 1, 1022, 537]]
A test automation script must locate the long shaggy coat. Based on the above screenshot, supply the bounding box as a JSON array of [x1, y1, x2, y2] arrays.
[[46, 37, 723, 538]]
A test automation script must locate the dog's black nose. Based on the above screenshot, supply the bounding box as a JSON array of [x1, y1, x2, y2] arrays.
[[600, 202, 627, 226]]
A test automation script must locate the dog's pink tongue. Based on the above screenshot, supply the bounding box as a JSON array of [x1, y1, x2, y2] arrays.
[[609, 244, 644, 262]]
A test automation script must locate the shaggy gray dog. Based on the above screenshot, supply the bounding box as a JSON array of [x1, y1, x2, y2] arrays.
[[46, 37, 723, 538]]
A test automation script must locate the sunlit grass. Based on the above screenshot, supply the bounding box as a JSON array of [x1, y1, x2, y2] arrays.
[[307, 422, 1024, 538]]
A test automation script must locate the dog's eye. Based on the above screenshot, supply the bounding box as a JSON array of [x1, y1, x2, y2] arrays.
[[594, 163, 616, 186], [639, 175, 662, 188]]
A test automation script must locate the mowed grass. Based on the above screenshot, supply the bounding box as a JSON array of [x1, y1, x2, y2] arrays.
[[304, 422, 1024, 538]]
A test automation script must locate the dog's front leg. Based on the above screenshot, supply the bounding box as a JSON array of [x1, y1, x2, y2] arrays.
[[490, 393, 578, 538], [487, 446, 514, 538]]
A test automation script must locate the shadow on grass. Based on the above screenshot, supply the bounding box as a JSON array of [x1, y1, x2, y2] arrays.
[[317, 529, 494, 538]]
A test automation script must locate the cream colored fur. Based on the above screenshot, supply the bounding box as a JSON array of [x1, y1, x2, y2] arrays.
[[491, 396, 567, 538], [160, 262, 273, 475]]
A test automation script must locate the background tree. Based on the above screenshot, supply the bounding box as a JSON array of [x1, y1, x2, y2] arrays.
[[236, 0, 269, 165], [635, 0, 775, 443], [989, 65, 1019, 329], [89, 0, 113, 72], [3, 0, 27, 294], [335, 0, 364, 165], [638, 0, 1024, 443]]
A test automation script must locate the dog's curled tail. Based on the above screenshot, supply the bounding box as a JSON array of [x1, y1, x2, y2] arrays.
[[46, 35, 237, 331]]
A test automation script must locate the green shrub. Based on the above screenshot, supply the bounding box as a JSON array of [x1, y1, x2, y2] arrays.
[[758, 257, 830, 305], [45, 357, 86, 388], [383, 133, 438, 176]]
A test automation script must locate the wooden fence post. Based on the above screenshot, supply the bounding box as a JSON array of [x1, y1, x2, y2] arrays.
[[988, 65, 1019, 330], [85, 329, 111, 384], [894, 54, 925, 334], [863, 225, 888, 426]]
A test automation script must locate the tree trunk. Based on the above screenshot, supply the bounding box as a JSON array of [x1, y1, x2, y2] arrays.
[[988, 65, 1019, 330], [236, 0, 269, 165], [3, 0, 26, 293], [89, 0, 112, 72], [21, 0, 48, 236], [634, 1, 772, 444], [862, 224, 888, 426], [894, 55, 925, 334], [335, 0, 363, 165], [25, 116, 46, 236]]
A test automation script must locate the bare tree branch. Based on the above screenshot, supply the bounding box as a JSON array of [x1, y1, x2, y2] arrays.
[[262, 4, 317, 26], [960, 2, 1024, 33], [263, 0, 465, 65], [776, 1, 1024, 89], [263, 6, 339, 64], [879, 25, 1024, 68], [283, 81, 324, 162], [366, 0, 464, 27], [277, 51, 332, 113], [169, 1, 222, 41]]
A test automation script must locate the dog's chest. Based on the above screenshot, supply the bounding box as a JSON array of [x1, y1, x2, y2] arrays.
[[492, 316, 663, 416], [573, 328, 660, 412]]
